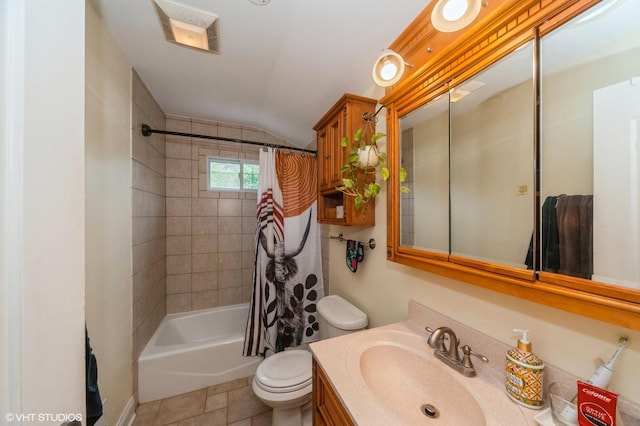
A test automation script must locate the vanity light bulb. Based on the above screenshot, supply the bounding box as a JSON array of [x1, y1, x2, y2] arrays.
[[380, 60, 398, 81], [443, 0, 469, 22]]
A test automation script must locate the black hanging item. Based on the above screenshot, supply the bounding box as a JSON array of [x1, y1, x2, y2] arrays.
[[85, 326, 103, 426]]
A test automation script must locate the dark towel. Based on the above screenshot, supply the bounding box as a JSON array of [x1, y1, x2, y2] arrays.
[[86, 326, 103, 426], [556, 194, 593, 279], [346, 240, 364, 272], [525, 195, 560, 271]]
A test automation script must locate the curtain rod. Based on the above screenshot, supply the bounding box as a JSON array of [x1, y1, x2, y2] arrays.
[[141, 124, 316, 155]]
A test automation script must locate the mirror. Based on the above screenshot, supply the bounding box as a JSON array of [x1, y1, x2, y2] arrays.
[[384, 0, 640, 329], [399, 43, 535, 272], [450, 42, 534, 269], [400, 93, 449, 255], [539, 0, 640, 289]]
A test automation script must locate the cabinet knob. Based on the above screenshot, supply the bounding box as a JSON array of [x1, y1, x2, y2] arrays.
[[325, 154, 331, 159]]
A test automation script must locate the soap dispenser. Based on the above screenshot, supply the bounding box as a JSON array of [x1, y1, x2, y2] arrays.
[[505, 328, 545, 409]]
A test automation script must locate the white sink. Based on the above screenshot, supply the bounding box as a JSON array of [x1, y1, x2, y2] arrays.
[[344, 328, 528, 425]]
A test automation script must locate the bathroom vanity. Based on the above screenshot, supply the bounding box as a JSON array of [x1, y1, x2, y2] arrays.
[[312, 359, 354, 426], [310, 300, 640, 425]]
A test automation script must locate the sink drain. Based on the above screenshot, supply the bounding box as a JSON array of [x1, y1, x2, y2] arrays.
[[421, 404, 439, 419]]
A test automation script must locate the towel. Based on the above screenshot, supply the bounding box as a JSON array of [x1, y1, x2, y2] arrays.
[[346, 240, 365, 272], [556, 194, 593, 279]]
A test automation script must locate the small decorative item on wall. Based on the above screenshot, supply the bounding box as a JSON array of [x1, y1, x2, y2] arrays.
[[337, 124, 410, 209]]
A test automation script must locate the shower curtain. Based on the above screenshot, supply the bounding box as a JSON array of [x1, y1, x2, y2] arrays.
[[243, 149, 323, 357]]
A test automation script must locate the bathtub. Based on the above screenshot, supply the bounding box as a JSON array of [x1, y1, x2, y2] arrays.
[[138, 303, 262, 403]]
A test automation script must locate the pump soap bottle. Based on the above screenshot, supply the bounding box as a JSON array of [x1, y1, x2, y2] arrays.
[[505, 329, 545, 409]]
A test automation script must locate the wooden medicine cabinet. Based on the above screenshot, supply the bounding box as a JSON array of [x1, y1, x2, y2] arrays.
[[314, 94, 377, 226], [383, 0, 640, 330]]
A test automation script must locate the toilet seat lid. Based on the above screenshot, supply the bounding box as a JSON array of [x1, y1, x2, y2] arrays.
[[255, 350, 312, 392]]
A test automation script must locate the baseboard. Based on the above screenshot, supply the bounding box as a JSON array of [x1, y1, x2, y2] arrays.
[[116, 396, 137, 426]]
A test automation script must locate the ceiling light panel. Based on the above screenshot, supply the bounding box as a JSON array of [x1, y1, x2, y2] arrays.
[[152, 0, 220, 54]]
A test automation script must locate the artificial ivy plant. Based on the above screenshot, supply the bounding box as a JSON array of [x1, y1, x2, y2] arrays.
[[336, 127, 410, 209]]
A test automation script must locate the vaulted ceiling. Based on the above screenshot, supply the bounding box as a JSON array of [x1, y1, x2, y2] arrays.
[[89, 0, 429, 148]]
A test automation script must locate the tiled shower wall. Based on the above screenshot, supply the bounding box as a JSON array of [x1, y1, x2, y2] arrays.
[[164, 116, 298, 314], [132, 70, 167, 361]]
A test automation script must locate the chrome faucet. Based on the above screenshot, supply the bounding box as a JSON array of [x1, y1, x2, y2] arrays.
[[426, 326, 488, 377]]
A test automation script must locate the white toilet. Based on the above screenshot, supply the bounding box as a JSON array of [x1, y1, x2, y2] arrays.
[[252, 294, 368, 426]]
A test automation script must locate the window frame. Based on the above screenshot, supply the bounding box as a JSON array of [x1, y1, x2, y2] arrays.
[[206, 156, 259, 192]]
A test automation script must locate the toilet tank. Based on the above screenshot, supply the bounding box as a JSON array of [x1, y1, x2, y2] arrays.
[[317, 295, 368, 339]]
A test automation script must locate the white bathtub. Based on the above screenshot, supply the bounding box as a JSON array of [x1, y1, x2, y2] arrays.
[[138, 303, 262, 403]]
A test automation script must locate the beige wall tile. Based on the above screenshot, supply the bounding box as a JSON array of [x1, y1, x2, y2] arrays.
[[218, 123, 242, 140], [192, 198, 217, 217], [167, 235, 192, 255], [217, 252, 243, 270], [241, 234, 254, 251], [166, 293, 192, 314], [192, 253, 218, 273], [167, 217, 192, 236], [218, 288, 242, 307], [241, 128, 264, 143], [218, 199, 242, 216], [218, 217, 241, 234], [217, 234, 241, 252], [167, 274, 192, 294], [198, 147, 219, 158], [192, 290, 218, 311], [167, 178, 192, 197], [166, 116, 192, 134], [167, 197, 192, 217], [166, 139, 192, 159], [241, 200, 256, 217], [167, 254, 192, 275], [242, 251, 255, 269], [241, 286, 253, 304], [218, 269, 242, 289], [192, 272, 217, 291], [192, 235, 218, 254], [242, 268, 253, 286], [166, 158, 192, 179], [191, 119, 217, 137], [241, 217, 256, 234], [192, 217, 217, 235]]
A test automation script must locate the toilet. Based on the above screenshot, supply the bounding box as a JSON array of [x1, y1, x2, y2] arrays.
[[252, 294, 368, 426]]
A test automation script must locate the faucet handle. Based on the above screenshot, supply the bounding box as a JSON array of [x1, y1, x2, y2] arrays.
[[461, 345, 489, 368]]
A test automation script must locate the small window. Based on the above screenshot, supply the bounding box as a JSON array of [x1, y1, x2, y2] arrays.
[[207, 157, 259, 191]]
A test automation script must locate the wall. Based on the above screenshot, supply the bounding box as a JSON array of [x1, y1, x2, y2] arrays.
[[328, 85, 640, 406], [131, 71, 167, 368], [0, 0, 87, 419], [164, 116, 291, 313], [85, 1, 134, 423]]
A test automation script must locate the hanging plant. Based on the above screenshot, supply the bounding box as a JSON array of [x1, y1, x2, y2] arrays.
[[336, 127, 410, 209]]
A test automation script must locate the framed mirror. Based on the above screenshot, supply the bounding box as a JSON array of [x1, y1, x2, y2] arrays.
[[382, 0, 640, 330], [450, 41, 534, 273], [539, 0, 640, 293], [399, 93, 449, 256]]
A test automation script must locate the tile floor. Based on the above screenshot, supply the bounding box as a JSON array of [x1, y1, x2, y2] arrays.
[[133, 376, 272, 426]]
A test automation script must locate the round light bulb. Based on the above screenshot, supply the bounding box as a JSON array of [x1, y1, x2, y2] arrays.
[[380, 60, 398, 81], [443, 0, 469, 22]]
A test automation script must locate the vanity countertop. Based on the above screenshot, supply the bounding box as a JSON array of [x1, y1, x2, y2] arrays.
[[311, 300, 640, 425], [310, 319, 539, 426]]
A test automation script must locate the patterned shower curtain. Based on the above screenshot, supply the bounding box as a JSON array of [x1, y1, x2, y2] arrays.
[[243, 149, 323, 357]]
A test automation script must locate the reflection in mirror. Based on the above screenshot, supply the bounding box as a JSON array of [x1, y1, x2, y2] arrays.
[[449, 42, 535, 267], [399, 94, 450, 253], [539, 0, 640, 288]]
